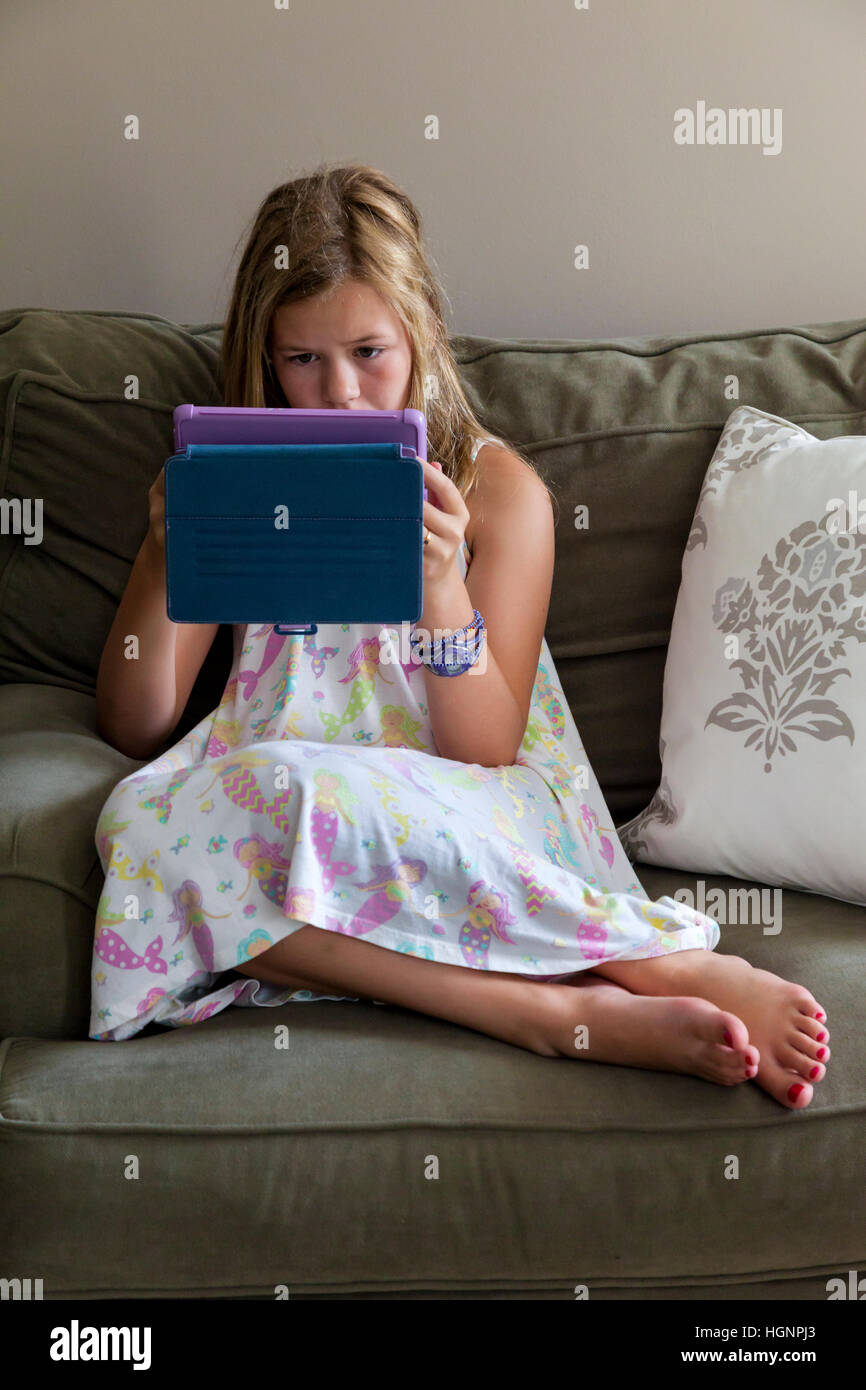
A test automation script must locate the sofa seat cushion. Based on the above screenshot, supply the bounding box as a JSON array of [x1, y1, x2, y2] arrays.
[[1, 861, 863, 1298]]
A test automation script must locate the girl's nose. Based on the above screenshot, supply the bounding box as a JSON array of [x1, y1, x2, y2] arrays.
[[324, 369, 359, 406]]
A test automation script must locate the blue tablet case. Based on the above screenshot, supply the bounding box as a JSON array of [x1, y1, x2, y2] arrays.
[[164, 441, 425, 631]]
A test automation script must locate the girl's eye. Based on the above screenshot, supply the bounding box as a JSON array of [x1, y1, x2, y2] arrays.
[[282, 347, 384, 366]]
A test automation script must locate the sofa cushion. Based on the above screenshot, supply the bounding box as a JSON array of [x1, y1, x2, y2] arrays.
[[1, 860, 863, 1299], [0, 310, 223, 689], [4, 310, 866, 822]]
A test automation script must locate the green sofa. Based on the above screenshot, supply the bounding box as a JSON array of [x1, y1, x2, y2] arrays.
[[1, 307, 864, 1300]]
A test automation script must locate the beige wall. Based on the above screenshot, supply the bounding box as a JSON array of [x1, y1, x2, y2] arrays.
[[2, 0, 864, 338]]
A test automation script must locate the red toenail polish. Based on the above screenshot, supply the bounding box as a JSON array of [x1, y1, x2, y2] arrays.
[[788, 1083, 805, 1101], [810, 1066, 821, 1079], [815, 1012, 825, 1021], [817, 1047, 826, 1060], [723, 1029, 733, 1045], [817, 1031, 826, 1042]]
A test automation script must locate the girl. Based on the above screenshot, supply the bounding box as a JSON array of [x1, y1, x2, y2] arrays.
[[92, 162, 830, 1109]]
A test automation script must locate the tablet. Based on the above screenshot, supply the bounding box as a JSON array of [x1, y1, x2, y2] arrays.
[[173, 404, 427, 460], [164, 441, 425, 631]]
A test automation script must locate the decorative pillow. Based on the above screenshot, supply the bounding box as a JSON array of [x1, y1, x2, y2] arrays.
[[617, 404, 866, 907]]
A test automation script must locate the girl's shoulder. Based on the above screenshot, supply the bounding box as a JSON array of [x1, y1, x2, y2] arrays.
[[464, 436, 543, 557]]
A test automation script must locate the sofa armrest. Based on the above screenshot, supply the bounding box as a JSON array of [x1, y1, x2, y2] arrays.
[[0, 683, 142, 1040]]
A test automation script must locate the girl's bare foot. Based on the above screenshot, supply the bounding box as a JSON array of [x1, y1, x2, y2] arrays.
[[591, 950, 830, 1110], [538, 975, 757, 1086]]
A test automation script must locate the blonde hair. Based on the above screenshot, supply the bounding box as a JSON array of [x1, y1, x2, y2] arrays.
[[219, 160, 557, 519]]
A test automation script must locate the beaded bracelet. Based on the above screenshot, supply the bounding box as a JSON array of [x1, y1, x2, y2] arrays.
[[410, 608, 486, 677]]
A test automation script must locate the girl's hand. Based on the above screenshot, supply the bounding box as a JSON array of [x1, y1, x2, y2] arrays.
[[421, 459, 470, 591]]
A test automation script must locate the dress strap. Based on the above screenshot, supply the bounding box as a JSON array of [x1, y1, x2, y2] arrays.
[[461, 436, 500, 568], [470, 434, 501, 462]]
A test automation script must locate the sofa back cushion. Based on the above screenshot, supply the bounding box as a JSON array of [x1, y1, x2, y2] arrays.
[[0, 309, 229, 732], [2, 308, 865, 820]]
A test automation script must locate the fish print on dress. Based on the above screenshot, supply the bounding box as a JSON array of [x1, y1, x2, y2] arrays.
[[89, 436, 721, 1040]]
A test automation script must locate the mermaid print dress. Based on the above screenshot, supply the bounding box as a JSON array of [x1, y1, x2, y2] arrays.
[[89, 436, 720, 1041]]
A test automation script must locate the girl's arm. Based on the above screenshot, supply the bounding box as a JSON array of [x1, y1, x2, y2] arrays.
[[96, 464, 221, 760], [96, 530, 219, 760], [419, 456, 554, 767]]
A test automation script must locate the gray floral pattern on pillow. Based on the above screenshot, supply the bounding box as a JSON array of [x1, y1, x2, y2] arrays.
[[686, 406, 804, 552], [619, 738, 679, 861], [706, 514, 866, 772]]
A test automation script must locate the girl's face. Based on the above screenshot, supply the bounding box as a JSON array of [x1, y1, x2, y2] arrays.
[[268, 279, 414, 411]]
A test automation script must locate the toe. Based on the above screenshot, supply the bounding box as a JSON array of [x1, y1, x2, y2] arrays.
[[778, 1042, 825, 1081], [787, 983, 823, 1019], [754, 1057, 814, 1109], [795, 1017, 830, 1053], [720, 1012, 750, 1053], [744, 1046, 759, 1071], [708, 1049, 750, 1085], [798, 1008, 829, 1043], [788, 1029, 831, 1064], [782, 1077, 814, 1108], [717, 1012, 755, 1079]]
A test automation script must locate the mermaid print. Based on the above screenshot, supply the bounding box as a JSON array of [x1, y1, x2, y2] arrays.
[[106, 840, 164, 894], [328, 854, 427, 936], [579, 803, 616, 871], [319, 635, 393, 742], [380, 747, 437, 795], [166, 879, 232, 973], [136, 766, 199, 825], [233, 832, 298, 909], [309, 767, 359, 892], [204, 676, 245, 758], [542, 809, 586, 871], [456, 881, 519, 969], [247, 631, 338, 740], [250, 642, 304, 739], [95, 923, 168, 977], [533, 660, 567, 739], [369, 704, 429, 751], [237, 625, 288, 703], [96, 810, 131, 868], [193, 750, 296, 836], [305, 632, 340, 678]]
